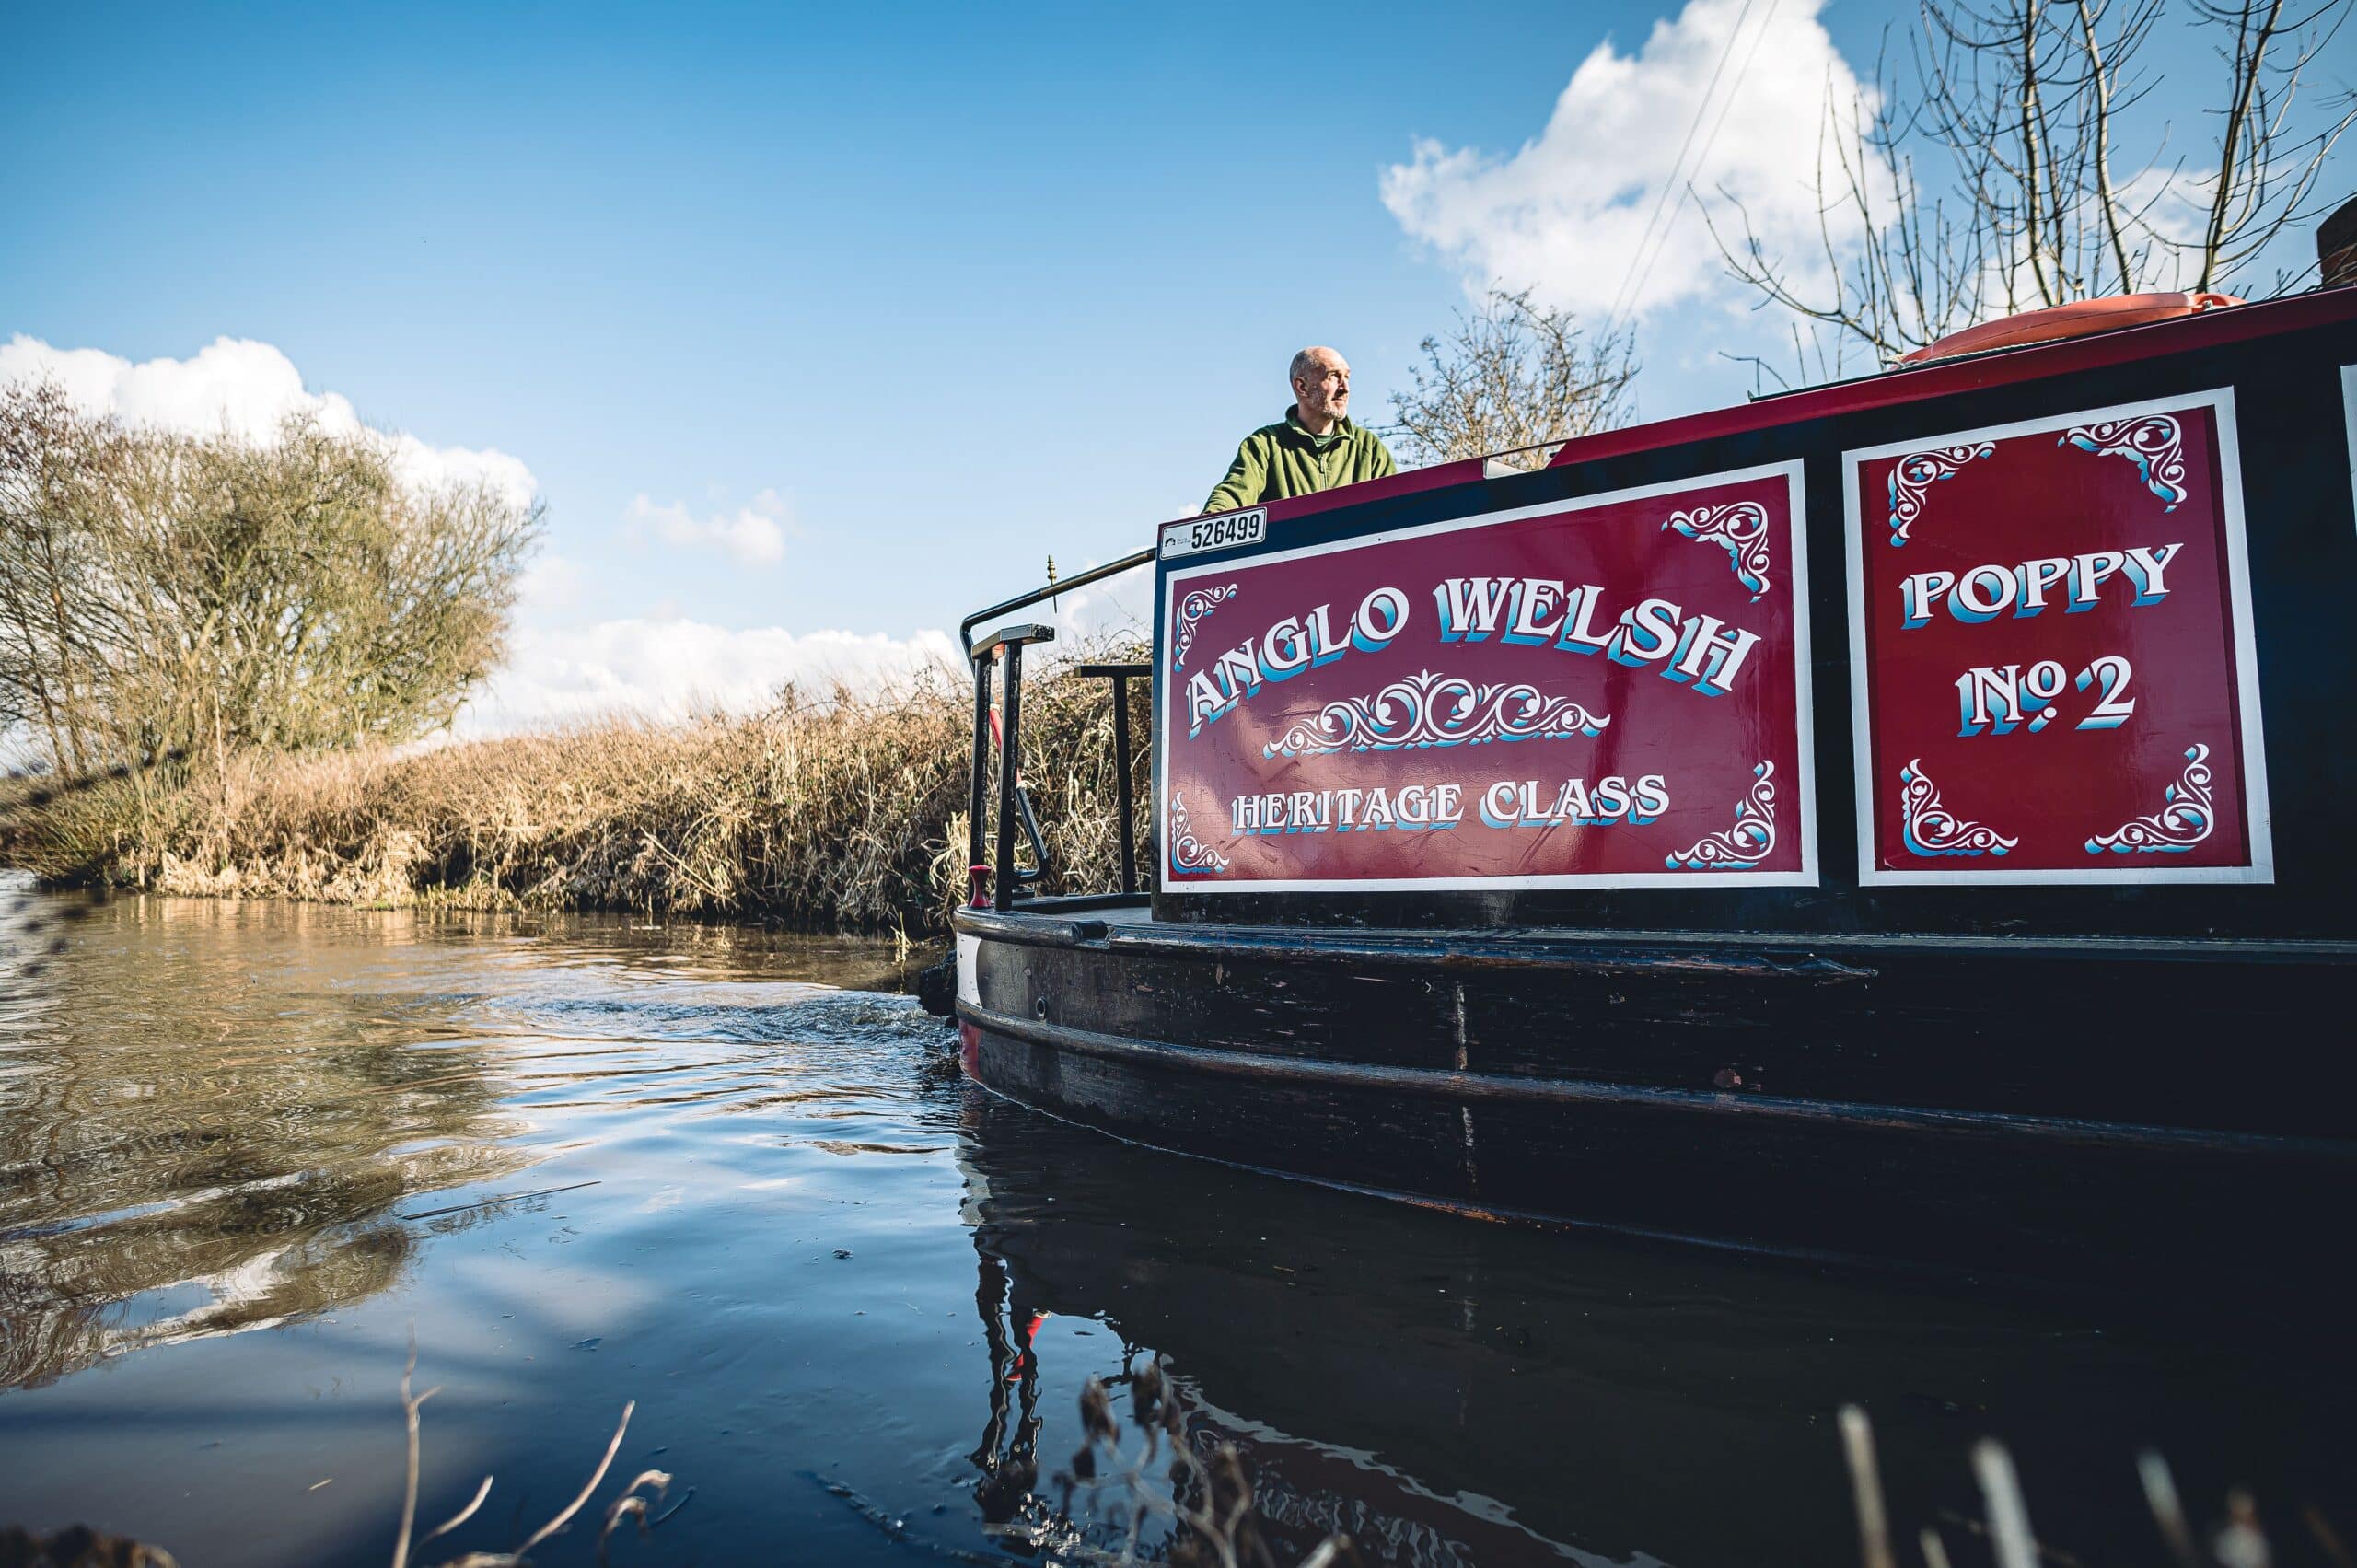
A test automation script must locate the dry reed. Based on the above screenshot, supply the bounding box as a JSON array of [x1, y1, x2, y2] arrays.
[[1837, 1401, 2350, 1568], [0, 644, 1150, 935]]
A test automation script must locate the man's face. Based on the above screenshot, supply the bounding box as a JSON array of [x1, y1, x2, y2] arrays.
[[1294, 353, 1351, 424]]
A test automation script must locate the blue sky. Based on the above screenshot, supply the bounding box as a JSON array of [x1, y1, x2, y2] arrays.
[[4, 0, 2348, 726]]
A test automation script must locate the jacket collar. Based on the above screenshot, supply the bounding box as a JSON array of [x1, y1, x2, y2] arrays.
[[1282, 405, 1353, 450]]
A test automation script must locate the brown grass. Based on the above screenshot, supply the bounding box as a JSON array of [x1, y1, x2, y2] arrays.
[[0, 644, 1150, 935]]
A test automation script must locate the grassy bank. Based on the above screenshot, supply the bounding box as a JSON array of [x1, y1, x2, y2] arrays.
[[0, 645, 1149, 935]]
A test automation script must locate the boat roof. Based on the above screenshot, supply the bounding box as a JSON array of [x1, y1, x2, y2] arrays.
[[1161, 284, 2357, 540]]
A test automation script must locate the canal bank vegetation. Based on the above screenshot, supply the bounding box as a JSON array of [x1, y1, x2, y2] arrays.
[[0, 375, 1151, 932], [0, 646, 1150, 933]]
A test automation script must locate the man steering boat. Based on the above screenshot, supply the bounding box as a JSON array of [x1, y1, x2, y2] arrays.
[[1202, 345, 1397, 514]]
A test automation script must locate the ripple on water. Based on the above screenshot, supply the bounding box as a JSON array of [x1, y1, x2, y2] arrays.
[[0, 885, 2348, 1568]]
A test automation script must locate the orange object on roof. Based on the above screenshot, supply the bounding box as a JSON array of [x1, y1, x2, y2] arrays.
[[1896, 292, 2242, 366]]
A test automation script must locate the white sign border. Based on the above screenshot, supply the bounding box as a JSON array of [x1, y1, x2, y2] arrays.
[[1157, 460, 1818, 893], [1842, 388, 2274, 887]]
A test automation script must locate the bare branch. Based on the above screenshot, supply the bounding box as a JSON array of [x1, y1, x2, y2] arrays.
[[1706, 0, 2354, 370], [421, 1477, 495, 1549], [1385, 288, 1637, 469], [392, 1335, 436, 1568], [515, 1401, 635, 1558]]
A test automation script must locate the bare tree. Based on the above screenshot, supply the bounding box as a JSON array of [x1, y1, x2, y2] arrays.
[[0, 382, 107, 773], [1706, 0, 2355, 377], [0, 382, 540, 777], [1385, 287, 1639, 471]]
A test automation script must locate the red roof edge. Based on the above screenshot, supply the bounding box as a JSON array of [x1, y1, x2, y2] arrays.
[[1541, 285, 2357, 473]]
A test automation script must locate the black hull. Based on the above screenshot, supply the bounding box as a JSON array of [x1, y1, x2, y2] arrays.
[[956, 899, 2357, 1282]]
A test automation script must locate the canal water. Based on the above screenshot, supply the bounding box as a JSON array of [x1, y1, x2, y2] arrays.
[[0, 877, 2346, 1567]]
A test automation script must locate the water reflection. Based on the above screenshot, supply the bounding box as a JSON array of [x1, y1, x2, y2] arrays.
[[0, 883, 923, 1395], [967, 1249, 1048, 1534], [958, 1214, 1541, 1568], [0, 886, 533, 1386], [0, 879, 2345, 1568], [953, 1082, 2355, 1566]]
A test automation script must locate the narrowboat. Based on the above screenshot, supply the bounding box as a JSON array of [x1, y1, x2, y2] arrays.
[[935, 259, 2357, 1283]]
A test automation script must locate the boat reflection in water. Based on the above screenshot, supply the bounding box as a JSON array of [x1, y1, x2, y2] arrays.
[[951, 1077, 2351, 1567]]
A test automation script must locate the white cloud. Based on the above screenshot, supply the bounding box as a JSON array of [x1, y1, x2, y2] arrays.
[[461, 550, 1155, 738], [1381, 0, 1873, 321], [627, 489, 791, 567], [0, 333, 538, 512], [515, 551, 585, 612], [1028, 562, 1152, 648], [457, 617, 964, 735]]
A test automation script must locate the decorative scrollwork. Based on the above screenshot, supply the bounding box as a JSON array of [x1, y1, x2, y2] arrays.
[[1898, 760, 2017, 856], [2061, 414, 2188, 509], [1171, 584, 1237, 671], [1664, 500, 1773, 600], [1261, 669, 1609, 758], [2085, 744, 2215, 854], [1167, 791, 1230, 874], [1666, 761, 1778, 870], [1886, 443, 1996, 546]]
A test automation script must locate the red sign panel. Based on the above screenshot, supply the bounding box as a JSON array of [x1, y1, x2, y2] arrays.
[[1156, 464, 1817, 891], [1844, 390, 2272, 884]]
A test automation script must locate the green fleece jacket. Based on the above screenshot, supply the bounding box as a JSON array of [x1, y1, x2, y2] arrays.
[[1202, 408, 1398, 514]]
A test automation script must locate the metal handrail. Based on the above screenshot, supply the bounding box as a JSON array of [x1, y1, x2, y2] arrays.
[[953, 445, 1508, 660], [958, 547, 1156, 657], [961, 546, 1160, 912], [964, 638, 1154, 909], [1078, 661, 1150, 895], [967, 623, 1055, 912]]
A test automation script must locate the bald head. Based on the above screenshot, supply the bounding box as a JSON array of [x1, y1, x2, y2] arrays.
[[1289, 346, 1352, 436]]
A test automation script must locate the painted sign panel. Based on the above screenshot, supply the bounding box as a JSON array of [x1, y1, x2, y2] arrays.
[[1843, 390, 2271, 886], [1156, 463, 1816, 891]]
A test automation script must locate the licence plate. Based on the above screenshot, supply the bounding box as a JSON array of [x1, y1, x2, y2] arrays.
[[1162, 506, 1267, 559]]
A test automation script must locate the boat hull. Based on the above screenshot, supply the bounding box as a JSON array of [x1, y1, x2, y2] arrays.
[[956, 900, 2357, 1281]]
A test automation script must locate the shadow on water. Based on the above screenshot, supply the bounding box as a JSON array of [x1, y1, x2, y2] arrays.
[[0, 873, 2347, 1567]]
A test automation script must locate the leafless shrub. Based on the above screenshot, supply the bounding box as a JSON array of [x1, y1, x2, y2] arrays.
[[1, 1347, 671, 1568], [1384, 287, 1637, 472], [0, 380, 540, 779], [1706, 0, 2356, 380]]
